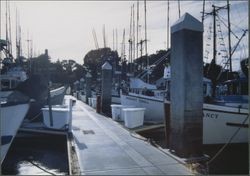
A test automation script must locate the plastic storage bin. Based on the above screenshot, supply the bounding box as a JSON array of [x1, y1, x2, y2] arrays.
[[123, 108, 145, 128], [42, 105, 70, 130], [88, 98, 92, 106], [111, 105, 123, 121], [111, 105, 135, 121], [91, 98, 97, 109]]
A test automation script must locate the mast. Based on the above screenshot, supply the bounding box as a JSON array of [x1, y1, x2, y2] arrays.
[[132, 4, 135, 64], [15, 8, 21, 59], [116, 28, 118, 51], [0, 2, 1, 39], [212, 5, 217, 64], [103, 24, 106, 48], [121, 28, 125, 62], [167, 0, 170, 49], [178, 0, 181, 18], [202, 0, 206, 24], [136, 0, 139, 59], [16, 8, 18, 59], [144, 0, 148, 83], [5, 1, 9, 55], [26, 30, 31, 73], [227, 0, 232, 72], [30, 39, 33, 59], [8, 1, 12, 56], [113, 29, 114, 50], [18, 12, 22, 57], [123, 29, 125, 61], [129, 5, 132, 66], [92, 28, 99, 49]]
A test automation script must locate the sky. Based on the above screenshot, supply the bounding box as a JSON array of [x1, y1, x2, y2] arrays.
[[0, 1, 248, 71]]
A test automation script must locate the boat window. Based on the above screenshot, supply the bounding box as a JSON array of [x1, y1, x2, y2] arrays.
[[203, 84, 207, 95], [1, 80, 10, 89]]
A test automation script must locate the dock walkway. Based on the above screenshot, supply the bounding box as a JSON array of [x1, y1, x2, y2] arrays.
[[69, 95, 192, 175]]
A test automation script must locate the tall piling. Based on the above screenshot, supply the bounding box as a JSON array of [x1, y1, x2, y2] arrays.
[[101, 61, 112, 115], [170, 13, 203, 157], [85, 72, 92, 105]]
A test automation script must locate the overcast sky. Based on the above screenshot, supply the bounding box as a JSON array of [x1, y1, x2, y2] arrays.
[[0, 1, 248, 71]]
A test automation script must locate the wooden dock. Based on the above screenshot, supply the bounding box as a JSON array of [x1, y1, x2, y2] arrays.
[[68, 95, 193, 175]]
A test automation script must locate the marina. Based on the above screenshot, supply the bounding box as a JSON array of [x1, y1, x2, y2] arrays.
[[1, 95, 248, 174], [1, 0, 249, 175]]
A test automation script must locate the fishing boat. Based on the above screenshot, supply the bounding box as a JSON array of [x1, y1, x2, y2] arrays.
[[121, 0, 248, 145], [19, 76, 67, 122], [120, 70, 248, 145], [0, 91, 30, 164]]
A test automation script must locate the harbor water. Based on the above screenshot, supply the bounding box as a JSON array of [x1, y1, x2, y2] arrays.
[[138, 128, 249, 174], [1, 134, 68, 175]]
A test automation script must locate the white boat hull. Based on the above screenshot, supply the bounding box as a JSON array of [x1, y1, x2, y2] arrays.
[[112, 95, 121, 104], [1, 103, 30, 163], [203, 104, 248, 144], [121, 93, 165, 122], [121, 93, 249, 145]]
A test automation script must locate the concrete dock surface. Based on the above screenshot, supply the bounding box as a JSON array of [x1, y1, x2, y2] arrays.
[[68, 96, 193, 175]]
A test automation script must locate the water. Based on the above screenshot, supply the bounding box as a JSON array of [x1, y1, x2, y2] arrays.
[[1, 134, 69, 175], [138, 128, 249, 174]]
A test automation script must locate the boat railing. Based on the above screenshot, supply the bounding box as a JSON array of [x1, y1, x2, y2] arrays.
[[127, 88, 169, 100]]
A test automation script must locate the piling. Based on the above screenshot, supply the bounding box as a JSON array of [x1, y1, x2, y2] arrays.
[[101, 61, 112, 115], [164, 101, 171, 148], [170, 13, 203, 157], [96, 95, 101, 113], [85, 72, 92, 105], [68, 99, 73, 132]]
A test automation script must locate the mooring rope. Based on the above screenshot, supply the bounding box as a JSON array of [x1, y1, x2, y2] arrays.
[[206, 114, 249, 172], [28, 111, 42, 122], [26, 159, 57, 175]]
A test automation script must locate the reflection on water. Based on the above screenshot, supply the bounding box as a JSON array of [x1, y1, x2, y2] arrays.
[[2, 134, 68, 175]]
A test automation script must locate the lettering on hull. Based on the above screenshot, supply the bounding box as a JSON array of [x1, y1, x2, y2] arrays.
[[203, 112, 219, 119]]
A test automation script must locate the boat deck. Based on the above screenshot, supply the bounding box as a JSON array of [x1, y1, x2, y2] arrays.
[[68, 95, 193, 175]]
